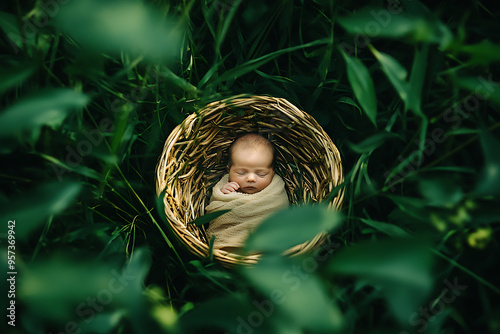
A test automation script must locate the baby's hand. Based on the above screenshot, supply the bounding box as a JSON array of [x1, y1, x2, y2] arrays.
[[221, 182, 240, 194]]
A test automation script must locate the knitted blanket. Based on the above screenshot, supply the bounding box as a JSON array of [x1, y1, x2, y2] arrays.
[[205, 173, 289, 252]]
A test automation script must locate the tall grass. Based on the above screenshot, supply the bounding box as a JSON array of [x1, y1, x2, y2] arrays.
[[1, 0, 499, 333]]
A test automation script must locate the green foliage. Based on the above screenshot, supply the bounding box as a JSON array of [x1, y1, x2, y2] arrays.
[[1, 0, 499, 333]]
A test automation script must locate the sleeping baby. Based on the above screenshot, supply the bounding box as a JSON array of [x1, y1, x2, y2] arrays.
[[205, 133, 289, 252]]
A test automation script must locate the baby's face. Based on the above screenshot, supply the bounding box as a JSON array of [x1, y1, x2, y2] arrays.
[[229, 146, 275, 194]]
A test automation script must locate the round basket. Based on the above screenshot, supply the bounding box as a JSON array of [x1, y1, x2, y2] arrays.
[[155, 95, 344, 266]]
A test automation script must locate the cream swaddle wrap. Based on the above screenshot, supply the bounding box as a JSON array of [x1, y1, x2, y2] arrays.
[[205, 173, 289, 252]]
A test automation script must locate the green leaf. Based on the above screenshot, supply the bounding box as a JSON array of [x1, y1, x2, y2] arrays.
[[208, 38, 329, 86], [341, 49, 377, 126], [243, 256, 344, 331], [418, 178, 464, 207], [245, 205, 342, 253], [457, 76, 500, 107], [407, 44, 428, 117], [0, 11, 23, 51], [179, 294, 278, 333], [460, 39, 500, 65], [0, 181, 81, 239], [337, 6, 453, 48], [370, 46, 409, 103], [191, 209, 232, 226], [348, 131, 401, 153], [360, 219, 410, 238], [327, 239, 433, 324], [0, 89, 89, 140], [55, 0, 182, 60], [0, 64, 36, 94], [474, 130, 500, 197]]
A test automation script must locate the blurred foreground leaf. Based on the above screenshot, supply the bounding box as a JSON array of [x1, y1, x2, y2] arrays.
[[474, 130, 500, 197], [458, 76, 500, 107], [0, 181, 81, 239], [245, 205, 342, 253], [56, 0, 182, 60], [328, 239, 434, 324], [179, 294, 277, 333], [243, 256, 344, 332], [338, 6, 452, 48], [418, 178, 464, 207], [0, 89, 89, 142], [0, 64, 35, 94], [460, 39, 500, 65], [19, 248, 151, 325]]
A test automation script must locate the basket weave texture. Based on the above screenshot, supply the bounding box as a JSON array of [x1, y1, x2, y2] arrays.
[[156, 95, 344, 266]]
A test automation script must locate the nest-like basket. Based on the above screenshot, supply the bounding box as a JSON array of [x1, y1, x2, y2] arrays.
[[156, 95, 344, 266]]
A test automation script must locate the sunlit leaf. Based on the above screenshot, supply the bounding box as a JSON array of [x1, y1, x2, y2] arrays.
[[341, 49, 377, 126], [245, 205, 342, 253]]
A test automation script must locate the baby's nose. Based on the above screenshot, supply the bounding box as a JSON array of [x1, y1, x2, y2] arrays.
[[246, 174, 256, 182]]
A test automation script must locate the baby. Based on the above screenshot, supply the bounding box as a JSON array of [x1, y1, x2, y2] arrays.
[[205, 134, 289, 252]]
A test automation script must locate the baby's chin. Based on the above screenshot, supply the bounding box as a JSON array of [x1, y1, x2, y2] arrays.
[[239, 186, 261, 194]]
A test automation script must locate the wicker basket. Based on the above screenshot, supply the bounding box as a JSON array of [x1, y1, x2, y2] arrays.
[[155, 95, 343, 266]]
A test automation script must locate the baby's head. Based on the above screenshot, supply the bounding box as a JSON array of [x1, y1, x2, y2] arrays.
[[227, 134, 275, 194]]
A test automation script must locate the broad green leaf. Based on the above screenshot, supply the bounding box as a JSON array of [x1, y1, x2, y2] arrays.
[[245, 205, 342, 253], [179, 294, 277, 333], [337, 6, 453, 48], [0, 181, 82, 239], [191, 209, 232, 226], [243, 256, 344, 331], [19, 248, 149, 321], [341, 49, 377, 126], [474, 130, 500, 197], [360, 219, 410, 238], [460, 39, 500, 65], [370, 46, 409, 103], [55, 0, 182, 60], [0, 64, 36, 94], [328, 239, 433, 324], [0, 89, 89, 139], [418, 178, 464, 207], [457, 76, 500, 107], [386, 195, 429, 223], [0, 11, 23, 51]]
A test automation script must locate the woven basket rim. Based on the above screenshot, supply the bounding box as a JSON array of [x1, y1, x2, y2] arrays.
[[156, 95, 344, 266]]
